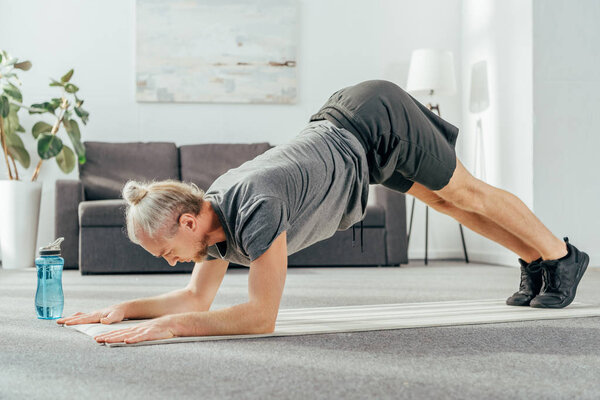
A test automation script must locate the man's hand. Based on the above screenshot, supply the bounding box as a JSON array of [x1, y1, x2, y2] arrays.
[[93, 315, 177, 344], [57, 305, 126, 326]]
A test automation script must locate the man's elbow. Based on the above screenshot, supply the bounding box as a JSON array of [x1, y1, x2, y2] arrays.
[[262, 319, 276, 334], [251, 308, 277, 334]]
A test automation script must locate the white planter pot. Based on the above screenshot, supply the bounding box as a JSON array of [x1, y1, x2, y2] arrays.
[[0, 180, 43, 269]]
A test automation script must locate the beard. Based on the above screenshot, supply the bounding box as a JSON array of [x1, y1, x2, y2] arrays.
[[193, 238, 209, 263]]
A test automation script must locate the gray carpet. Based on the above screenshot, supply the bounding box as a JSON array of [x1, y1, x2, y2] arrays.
[[2, 261, 600, 399]]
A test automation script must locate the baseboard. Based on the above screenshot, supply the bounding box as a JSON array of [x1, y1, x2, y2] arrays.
[[408, 249, 521, 267], [408, 249, 600, 268]]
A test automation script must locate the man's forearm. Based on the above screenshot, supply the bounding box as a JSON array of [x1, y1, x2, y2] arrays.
[[122, 288, 206, 320], [171, 302, 273, 337]]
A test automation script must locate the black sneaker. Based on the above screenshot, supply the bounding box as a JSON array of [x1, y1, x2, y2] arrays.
[[530, 237, 590, 309], [506, 257, 543, 306]]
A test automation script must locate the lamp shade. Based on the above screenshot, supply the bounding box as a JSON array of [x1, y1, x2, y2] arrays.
[[469, 60, 490, 113], [406, 49, 456, 96]]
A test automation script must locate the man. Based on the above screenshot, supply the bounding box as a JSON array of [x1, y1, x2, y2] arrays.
[[57, 80, 590, 345]]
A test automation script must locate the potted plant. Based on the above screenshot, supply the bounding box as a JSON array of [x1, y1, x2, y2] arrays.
[[0, 49, 89, 269]]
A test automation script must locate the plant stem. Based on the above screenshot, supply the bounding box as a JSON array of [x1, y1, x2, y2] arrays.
[[10, 155, 19, 180], [30, 97, 68, 182], [0, 115, 15, 180]]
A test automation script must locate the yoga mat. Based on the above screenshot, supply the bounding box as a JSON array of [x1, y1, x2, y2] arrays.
[[61, 298, 600, 347]]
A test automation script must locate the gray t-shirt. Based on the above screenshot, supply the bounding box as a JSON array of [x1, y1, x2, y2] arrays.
[[203, 120, 369, 266]]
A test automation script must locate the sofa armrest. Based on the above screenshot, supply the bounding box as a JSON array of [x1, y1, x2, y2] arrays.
[[373, 185, 408, 265], [55, 180, 84, 269]]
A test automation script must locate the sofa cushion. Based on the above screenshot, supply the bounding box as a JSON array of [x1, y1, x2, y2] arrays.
[[79, 200, 127, 227], [179, 143, 272, 190], [79, 142, 179, 200], [361, 204, 385, 227]]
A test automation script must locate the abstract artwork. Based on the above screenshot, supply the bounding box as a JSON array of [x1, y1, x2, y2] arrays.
[[136, 0, 298, 104]]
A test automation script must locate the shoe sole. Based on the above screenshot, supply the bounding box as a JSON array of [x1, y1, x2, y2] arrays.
[[530, 252, 589, 309], [507, 301, 532, 306], [506, 296, 533, 306]]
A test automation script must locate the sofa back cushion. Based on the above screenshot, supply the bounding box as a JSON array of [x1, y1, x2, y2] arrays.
[[79, 142, 180, 200], [179, 143, 272, 190]]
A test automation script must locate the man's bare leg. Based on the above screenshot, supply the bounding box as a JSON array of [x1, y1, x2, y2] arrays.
[[406, 182, 542, 263], [433, 158, 568, 262]]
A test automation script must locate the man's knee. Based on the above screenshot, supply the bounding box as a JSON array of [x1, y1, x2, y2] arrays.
[[439, 182, 486, 214], [434, 159, 486, 213], [429, 197, 457, 214], [406, 182, 458, 213]]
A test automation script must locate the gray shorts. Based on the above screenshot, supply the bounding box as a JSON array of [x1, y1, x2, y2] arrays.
[[310, 80, 458, 193]]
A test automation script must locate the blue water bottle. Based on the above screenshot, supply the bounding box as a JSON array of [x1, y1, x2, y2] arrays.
[[35, 237, 65, 320]]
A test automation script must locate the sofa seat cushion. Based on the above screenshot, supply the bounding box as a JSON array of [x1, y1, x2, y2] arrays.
[[361, 204, 385, 227], [79, 200, 127, 227], [80, 142, 179, 200], [179, 143, 272, 189]]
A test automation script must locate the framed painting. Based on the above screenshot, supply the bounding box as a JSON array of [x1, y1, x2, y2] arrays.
[[136, 0, 298, 104]]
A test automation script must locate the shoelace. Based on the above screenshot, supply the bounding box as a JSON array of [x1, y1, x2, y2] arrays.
[[541, 263, 560, 292], [519, 264, 542, 291], [518, 270, 529, 292]]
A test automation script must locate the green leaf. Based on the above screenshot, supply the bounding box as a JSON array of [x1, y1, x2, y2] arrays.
[[60, 69, 74, 83], [63, 119, 80, 141], [29, 102, 56, 115], [50, 97, 62, 110], [55, 145, 75, 173], [5, 131, 30, 168], [3, 104, 20, 135], [74, 106, 89, 125], [3, 83, 22, 103], [28, 104, 46, 114], [64, 83, 79, 93], [8, 145, 31, 169], [16, 124, 25, 133], [37, 133, 63, 160], [50, 79, 64, 87], [32, 121, 53, 139], [5, 130, 25, 147], [63, 119, 86, 163], [14, 60, 32, 71], [0, 95, 9, 118], [0, 53, 2, 63]]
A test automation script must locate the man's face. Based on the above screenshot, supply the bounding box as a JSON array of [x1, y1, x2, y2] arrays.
[[138, 214, 209, 266]]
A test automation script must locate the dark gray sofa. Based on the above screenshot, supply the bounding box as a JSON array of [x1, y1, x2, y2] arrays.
[[55, 141, 408, 274]]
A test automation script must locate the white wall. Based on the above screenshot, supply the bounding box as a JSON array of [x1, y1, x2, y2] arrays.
[[533, 0, 600, 267], [460, 0, 600, 268], [461, 0, 534, 266], [0, 0, 463, 260]]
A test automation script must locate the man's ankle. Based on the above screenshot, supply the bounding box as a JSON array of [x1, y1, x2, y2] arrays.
[[541, 241, 569, 261]]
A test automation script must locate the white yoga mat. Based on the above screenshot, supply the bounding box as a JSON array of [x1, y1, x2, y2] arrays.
[[62, 298, 600, 347]]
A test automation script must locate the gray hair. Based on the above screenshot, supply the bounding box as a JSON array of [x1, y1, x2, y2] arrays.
[[122, 179, 205, 244]]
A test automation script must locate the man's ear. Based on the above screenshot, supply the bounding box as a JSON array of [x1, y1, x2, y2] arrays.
[[179, 213, 196, 230]]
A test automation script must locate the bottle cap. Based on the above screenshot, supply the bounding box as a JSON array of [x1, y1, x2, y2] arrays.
[[39, 237, 64, 256]]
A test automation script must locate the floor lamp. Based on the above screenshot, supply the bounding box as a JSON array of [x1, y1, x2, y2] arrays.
[[405, 48, 469, 265]]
